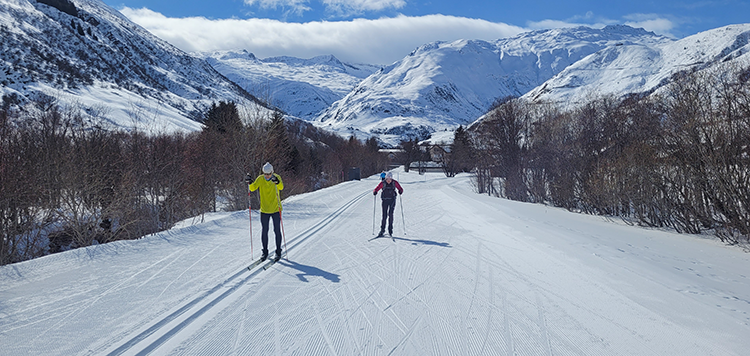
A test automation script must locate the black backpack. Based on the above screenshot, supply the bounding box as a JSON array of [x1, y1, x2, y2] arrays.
[[381, 181, 397, 200]]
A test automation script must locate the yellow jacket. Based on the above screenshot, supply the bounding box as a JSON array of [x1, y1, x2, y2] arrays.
[[248, 173, 284, 213]]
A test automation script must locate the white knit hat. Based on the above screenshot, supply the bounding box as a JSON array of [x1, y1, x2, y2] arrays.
[[262, 162, 273, 174], [386, 172, 393, 179]]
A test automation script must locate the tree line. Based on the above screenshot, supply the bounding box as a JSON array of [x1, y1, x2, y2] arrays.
[[0, 98, 386, 265], [459, 64, 750, 244]]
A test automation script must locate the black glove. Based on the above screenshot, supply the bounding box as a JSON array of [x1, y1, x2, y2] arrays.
[[270, 175, 279, 184], [373, 191, 377, 195], [244, 173, 252, 184]]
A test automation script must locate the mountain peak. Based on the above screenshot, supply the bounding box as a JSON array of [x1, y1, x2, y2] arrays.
[[601, 24, 656, 36]]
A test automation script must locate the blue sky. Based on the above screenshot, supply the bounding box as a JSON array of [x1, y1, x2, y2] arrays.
[[102, 0, 748, 64]]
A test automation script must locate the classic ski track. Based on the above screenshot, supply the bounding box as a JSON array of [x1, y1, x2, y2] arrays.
[[5, 237, 235, 351], [29, 248, 185, 344], [104, 190, 370, 356], [134, 248, 190, 290]]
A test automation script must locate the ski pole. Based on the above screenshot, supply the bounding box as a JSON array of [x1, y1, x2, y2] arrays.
[[275, 184, 288, 261], [248, 183, 253, 258], [399, 193, 406, 235], [372, 193, 377, 235]]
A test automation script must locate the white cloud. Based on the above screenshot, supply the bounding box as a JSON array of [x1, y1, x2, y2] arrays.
[[323, 0, 406, 15], [526, 12, 614, 31], [526, 19, 595, 30], [527, 12, 677, 38], [242, 0, 406, 17], [119, 8, 525, 64], [623, 14, 677, 37], [243, 0, 311, 17]]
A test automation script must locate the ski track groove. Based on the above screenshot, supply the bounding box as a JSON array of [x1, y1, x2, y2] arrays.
[[103, 190, 370, 356], [134, 248, 189, 290], [186, 189, 372, 355], [150, 243, 226, 300], [29, 248, 185, 344]]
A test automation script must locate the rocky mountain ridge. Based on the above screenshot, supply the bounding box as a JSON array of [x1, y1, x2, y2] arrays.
[[0, 0, 268, 131]]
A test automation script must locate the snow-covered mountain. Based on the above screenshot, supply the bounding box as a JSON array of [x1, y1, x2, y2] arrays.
[[313, 25, 670, 146], [4, 0, 748, 143], [525, 24, 750, 105], [195, 50, 381, 120], [0, 0, 267, 132]]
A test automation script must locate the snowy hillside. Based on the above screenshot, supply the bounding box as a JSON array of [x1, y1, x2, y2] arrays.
[[525, 24, 750, 105], [314, 25, 669, 147], [2, 170, 749, 355], [0, 0, 268, 132], [195, 50, 381, 120]]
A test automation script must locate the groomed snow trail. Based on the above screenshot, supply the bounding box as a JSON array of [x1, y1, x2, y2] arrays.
[[2, 170, 750, 355]]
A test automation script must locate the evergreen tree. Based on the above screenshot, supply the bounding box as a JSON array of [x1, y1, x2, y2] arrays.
[[203, 101, 242, 134]]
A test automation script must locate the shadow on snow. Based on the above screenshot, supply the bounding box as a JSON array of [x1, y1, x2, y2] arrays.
[[368, 235, 451, 247], [278, 260, 340, 283]]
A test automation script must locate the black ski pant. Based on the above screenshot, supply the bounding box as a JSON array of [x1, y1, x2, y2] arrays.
[[261, 212, 282, 256], [380, 198, 396, 234]]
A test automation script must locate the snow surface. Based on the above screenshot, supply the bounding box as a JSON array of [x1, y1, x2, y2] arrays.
[[2, 169, 750, 355]]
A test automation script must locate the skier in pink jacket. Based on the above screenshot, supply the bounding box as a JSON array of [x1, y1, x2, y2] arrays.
[[373, 172, 403, 237]]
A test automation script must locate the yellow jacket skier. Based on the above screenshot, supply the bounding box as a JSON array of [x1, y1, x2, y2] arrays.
[[246, 162, 284, 261]]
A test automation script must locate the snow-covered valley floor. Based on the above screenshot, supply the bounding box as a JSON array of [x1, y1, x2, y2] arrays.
[[2, 170, 750, 355]]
